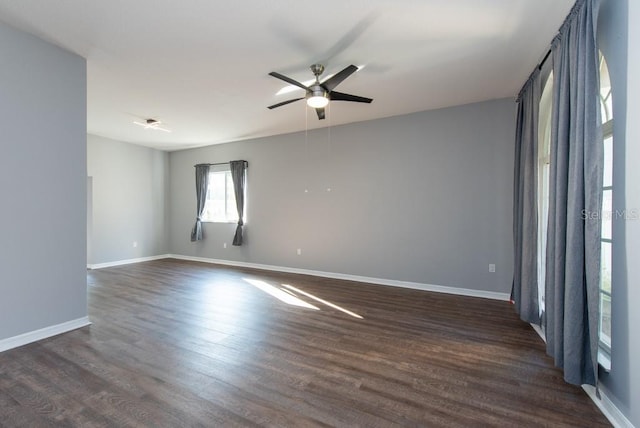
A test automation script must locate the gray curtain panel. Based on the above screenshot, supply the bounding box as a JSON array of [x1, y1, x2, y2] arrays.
[[545, 0, 602, 386], [190, 164, 210, 242], [511, 62, 550, 325], [230, 160, 246, 246]]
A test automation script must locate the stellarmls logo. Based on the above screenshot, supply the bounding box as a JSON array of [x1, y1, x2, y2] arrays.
[[581, 209, 640, 221]]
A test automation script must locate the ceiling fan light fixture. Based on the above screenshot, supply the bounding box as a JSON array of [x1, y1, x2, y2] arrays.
[[307, 94, 329, 108]]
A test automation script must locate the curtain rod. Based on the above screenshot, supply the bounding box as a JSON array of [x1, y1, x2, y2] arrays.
[[194, 160, 248, 168], [538, 49, 552, 70], [535, 0, 584, 72], [518, 48, 553, 102], [518, 0, 583, 102]]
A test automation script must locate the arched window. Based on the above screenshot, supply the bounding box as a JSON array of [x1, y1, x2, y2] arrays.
[[598, 52, 613, 369]]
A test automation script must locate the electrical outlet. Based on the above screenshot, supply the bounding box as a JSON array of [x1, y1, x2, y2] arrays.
[[489, 264, 496, 273], [133, 241, 138, 248], [297, 248, 302, 256], [223, 242, 227, 249]]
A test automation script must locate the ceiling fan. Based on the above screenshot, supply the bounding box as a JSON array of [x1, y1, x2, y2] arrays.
[[133, 118, 171, 132], [267, 64, 373, 120]]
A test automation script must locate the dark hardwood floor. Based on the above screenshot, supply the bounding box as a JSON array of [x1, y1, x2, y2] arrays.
[[0, 259, 610, 427]]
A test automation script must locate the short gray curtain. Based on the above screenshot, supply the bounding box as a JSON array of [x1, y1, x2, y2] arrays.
[[545, 0, 602, 386], [190, 164, 210, 242], [511, 63, 549, 325], [230, 160, 246, 246]]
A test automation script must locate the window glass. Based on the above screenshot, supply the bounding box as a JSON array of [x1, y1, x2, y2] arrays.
[[603, 135, 613, 187], [602, 190, 612, 240], [202, 170, 239, 223], [600, 293, 612, 348], [600, 242, 612, 295]]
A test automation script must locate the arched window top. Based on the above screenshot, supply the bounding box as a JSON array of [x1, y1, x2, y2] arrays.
[[539, 72, 554, 164], [600, 53, 612, 124]]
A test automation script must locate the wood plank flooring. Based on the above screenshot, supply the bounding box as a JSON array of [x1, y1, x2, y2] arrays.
[[0, 259, 610, 427]]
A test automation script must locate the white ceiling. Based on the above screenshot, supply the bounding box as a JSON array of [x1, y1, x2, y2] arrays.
[[0, 0, 574, 151]]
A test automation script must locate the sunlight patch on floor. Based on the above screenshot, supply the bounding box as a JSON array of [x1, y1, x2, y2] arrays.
[[281, 284, 364, 319], [243, 278, 319, 310]]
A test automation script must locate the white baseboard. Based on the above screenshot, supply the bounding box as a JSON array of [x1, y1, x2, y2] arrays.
[[0, 316, 91, 353], [88, 254, 171, 270], [529, 323, 634, 428], [583, 384, 635, 428], [530, 323, 546, 341], [167, 254, 511, 301]]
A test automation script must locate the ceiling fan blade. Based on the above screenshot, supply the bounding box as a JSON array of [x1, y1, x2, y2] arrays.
[[316, 108, 325, 120], [320, 65, 358, 91], [329, 91, 373, 103], [268, 72, 309, 91], [267, 97, 305, 109]]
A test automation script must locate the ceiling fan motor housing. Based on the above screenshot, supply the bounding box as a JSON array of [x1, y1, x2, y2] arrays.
[[308, 64, 327, 100], [308, 84, 327, 100]]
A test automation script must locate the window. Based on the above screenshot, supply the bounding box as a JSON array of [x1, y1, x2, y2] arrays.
[[202, 167, 240, 223], [537, 71, 554, 321], [598, 53, 613, 368]]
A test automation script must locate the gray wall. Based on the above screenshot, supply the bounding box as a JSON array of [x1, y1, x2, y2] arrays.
[[623, 2, 640, 424], [170, 99, 516, 293], [0, 22, 87, 339], [87, 134, 169, 265], [598, 0, 640, 425]]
